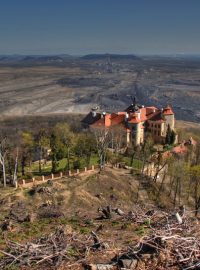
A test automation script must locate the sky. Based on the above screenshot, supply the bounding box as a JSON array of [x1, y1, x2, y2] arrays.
[[0, 0, 200, 55]]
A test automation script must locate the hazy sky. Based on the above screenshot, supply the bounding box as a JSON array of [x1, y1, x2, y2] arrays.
[[0, 0, 200, 55]]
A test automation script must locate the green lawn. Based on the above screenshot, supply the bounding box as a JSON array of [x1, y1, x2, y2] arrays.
[[24, 154, 99, 176], [121, 156, 142, 169], [21, 153, 141, 178]]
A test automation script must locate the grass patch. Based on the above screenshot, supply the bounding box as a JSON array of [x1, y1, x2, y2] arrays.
[[68, 217, 80, 229], [79, 227, 91, 234], [112, 220, 120, 227], [5, 265, 20, 270], [23, 154, 99, 177], [134, 225, 149, 236], [67, 247, 79, 258], [84, 219, 94, 226]]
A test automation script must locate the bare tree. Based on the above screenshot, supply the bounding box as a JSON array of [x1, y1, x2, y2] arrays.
[[187, 165, 200, 216], [140, 135, 154, 175], [152, 152, 168, 183], [19, 131, 34, 176], [110, 125, 126, 153], [34, 129, 50, 173], [0, 138, 7, 187], [53, 123, 74, 171], [91, 127, 111, 169], [167, 159, 188, 208], [13, 147, 19, 186]]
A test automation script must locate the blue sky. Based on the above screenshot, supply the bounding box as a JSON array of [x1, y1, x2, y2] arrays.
[[0, 0, 200, 55]]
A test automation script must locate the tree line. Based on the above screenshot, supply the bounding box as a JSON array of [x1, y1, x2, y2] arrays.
[[0, 123, 98, 187], [0, 119, 199, 216]]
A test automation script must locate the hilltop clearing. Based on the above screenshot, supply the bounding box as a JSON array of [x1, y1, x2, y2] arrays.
[[0, 167, 199, 269]]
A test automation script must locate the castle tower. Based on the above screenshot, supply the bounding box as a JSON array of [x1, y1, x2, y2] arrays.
[[162, 105, 175, 132]]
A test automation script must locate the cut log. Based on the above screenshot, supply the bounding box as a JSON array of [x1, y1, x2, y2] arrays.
[[98, 206, 112, 219], [175, 212, 183, 224], [1, 219, 12, 231], [113, 208, 124, 216], [86, 264, 115, 270], [118, 258, 138, 269]]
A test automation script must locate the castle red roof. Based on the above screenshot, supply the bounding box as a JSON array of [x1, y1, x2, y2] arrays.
[[162, 138, 197, 158], [128, 116, 140, 124], [128, 107, 164, 124], [171, 144, 187, 155], [90, 105, 174, 129], [91, 113, 125, 128], [110, 113, 125, 125], [148, 111, 165, 122], [163, 105, 174, 115]]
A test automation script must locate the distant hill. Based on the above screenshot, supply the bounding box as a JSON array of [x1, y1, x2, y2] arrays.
[[81, 53, 141, 61], [0, 54, 77, 66], [0, 53, 142, 64], [0, 53, 141, 67]]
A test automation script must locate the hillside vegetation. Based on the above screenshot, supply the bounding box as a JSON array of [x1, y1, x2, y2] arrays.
[[0, 113, 199, 269]]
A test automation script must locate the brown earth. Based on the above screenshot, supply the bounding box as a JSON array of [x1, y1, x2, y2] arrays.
[[0, 167, 198, 270]]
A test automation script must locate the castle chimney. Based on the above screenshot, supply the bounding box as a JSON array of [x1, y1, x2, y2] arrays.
[[125, 112, 129, 121], [136, 111, 141, 120], [91, 107, 97, 117], [101, 111, 106, 119], [92, 110, 96, 117], [105, 114, 111, 126]]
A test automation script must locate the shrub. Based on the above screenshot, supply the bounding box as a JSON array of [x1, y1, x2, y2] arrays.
[[24, 172, 33, 180], [73, 160, 81, 170], [38, 206, 64, 219]]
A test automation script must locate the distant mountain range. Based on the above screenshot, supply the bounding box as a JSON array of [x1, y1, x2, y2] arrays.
[[1, 53, 200, 66], [0, 54, 77, 65], [81, 53, 141, 60], [0, 53, 142, 66]]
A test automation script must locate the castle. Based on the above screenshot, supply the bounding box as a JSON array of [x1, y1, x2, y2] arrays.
[[82, 101, 176, 146]]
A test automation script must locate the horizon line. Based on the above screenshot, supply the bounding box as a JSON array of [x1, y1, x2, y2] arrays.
[[1, 52, 200, 57]]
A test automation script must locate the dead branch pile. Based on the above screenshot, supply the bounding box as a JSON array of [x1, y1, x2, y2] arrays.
[[0, 227, 109, 269], [37, 205, 64, 219], [94, 205, 200, 270], [9, 201, 31, 223], [117, 231, 200, 269], [0, 205, 199, 269]]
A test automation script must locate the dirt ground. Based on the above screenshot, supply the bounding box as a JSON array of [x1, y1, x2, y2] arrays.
[[0, 167, 198, 270]]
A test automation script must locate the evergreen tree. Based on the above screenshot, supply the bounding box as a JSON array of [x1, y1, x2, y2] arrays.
[[50, 131, 58, 173], [170, 130, 176, 145], [165, 124, 171, 145], [165, 125, 176, 145]]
